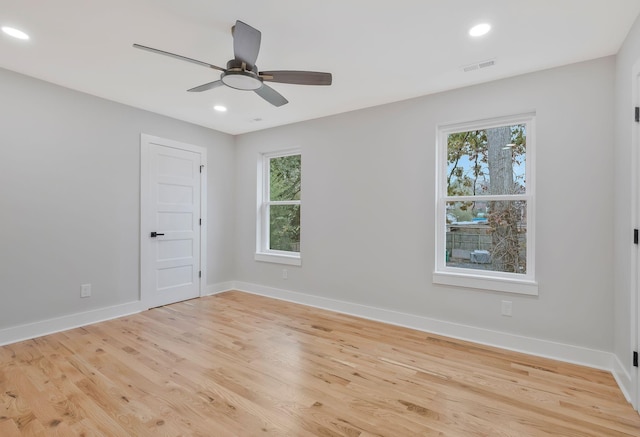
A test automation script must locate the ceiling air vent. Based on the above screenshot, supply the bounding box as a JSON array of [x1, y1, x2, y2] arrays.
[[462, 59, 496, 73]]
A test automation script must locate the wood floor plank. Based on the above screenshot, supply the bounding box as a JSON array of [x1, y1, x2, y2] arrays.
[[0, 290, 639, 436], [0, 419, 22, 437]]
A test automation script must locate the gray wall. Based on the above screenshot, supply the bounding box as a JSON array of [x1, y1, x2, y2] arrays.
[[614, 15, 640, 386], [0, 67, 236, 329], [0, 52, 623, 363], [235, 57, 615, 352]]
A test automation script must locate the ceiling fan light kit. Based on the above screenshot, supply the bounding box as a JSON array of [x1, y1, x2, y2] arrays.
[[133, 20, 332, 107], [220, 60, 263, 91]]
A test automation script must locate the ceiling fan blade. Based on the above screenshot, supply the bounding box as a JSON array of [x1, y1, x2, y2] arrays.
[[254, 84, 288, 107], [232, 20, 261, 68], [187, 80, 224, 92], [133, 44, 225, 72], [260, 70, 332, 86]]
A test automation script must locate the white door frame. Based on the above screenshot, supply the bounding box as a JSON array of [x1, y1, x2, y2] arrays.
[[633, 64, 640, 411], [140, 133, 207, 309]]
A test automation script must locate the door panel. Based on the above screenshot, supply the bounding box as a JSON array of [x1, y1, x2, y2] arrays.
[[157, 239, 193, 260], [157, 211, 193, 231], [157, 265, 194, 290], [158, 184, 194, 204]]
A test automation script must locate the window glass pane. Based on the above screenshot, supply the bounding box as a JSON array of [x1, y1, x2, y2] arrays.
[[445, 200, 527, 274], [269, 204, 300, 252], [447, 124, 526, 196], [270, 155, 301, 201]]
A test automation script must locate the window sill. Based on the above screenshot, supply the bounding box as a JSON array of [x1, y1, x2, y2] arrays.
[[255, 252, 302, 266], [432, 271, 538, 295]]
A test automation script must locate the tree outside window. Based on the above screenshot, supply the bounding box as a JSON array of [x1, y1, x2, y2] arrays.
[[446, 124, 526, 273], [268, 154, 301, 252], [256, 150, 302, 265], [435, 113, 536, 294]]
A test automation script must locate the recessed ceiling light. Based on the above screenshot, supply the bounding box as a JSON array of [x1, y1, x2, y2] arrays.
[[213, 105, 227, 112], [469, 23, 491, 37], [2, 26, 30, 40]]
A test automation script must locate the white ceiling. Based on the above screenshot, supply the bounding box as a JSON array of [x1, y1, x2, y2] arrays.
[[1, 0, 639, 135]]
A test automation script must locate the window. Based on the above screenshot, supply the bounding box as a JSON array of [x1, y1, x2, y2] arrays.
[[433, 113, 537, 295], [255, 150, 302, 265]]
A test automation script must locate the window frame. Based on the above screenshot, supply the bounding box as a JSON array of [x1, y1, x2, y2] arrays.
[[433, 113, 538, 295], [255, 149, 302, 266]]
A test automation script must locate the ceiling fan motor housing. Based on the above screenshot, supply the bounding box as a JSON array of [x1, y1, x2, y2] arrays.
[[221, 59, 263, 90]]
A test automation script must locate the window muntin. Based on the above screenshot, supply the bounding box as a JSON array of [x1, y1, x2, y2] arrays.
[[435, 114, 536, 294], [256, 150, 301, 265]]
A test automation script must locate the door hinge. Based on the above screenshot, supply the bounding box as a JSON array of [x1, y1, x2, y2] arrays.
[[634, 351, 638, 367], [635, 107, 639, 122], [200, 164, 204, 173], [635, 229, 639, 245], [199, 271, 202, 278], [199, 218, 202, 226]]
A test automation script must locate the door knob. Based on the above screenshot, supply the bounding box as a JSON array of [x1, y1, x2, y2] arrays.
[[150, 232, 165, 238]]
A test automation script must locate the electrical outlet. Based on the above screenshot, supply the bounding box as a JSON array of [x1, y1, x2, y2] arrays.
[[282, 269, 288, 279], [501, 300, 512, 316], [80, 283, 92, 298]]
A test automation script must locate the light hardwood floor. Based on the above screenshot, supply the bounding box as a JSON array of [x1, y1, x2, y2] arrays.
[[0, 291, 638, 436]]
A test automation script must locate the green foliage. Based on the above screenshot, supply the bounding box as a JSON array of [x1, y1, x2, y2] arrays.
[[269, 155, 301, 251], [270, 155, 301, 201], [447, 130, 485, 196], [270, 205, 300, 251], [450, 206, 474, 222], [446, 200, 479, 222]]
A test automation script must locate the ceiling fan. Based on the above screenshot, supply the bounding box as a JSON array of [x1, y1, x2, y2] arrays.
[[133, 20, 332, 107]]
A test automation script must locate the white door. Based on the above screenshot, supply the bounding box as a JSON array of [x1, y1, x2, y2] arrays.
[[140, 134, 206, 309]]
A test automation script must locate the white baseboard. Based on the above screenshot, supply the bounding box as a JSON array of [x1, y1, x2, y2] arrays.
[[613, 355, 636, 407], [0, 281, 236, 347], [204, 281, 235, 296], [0, 301, 143, 347], [233, 281, 615, 372]]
